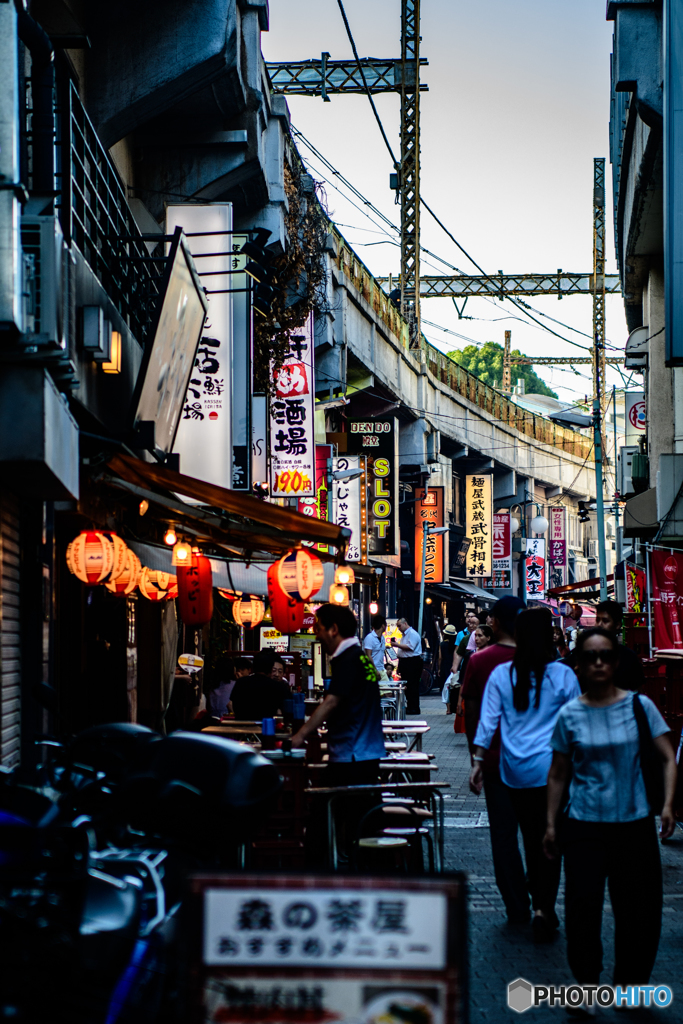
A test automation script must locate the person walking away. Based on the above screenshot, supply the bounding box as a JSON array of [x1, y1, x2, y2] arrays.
[[363, 614, 389, 682], [544, 627, 676, 998], [460, 597, 530, 924], [452, 611, 480, 678], [470, 607, 580, 941], [594, 599, 645, 692], [439, 624, 458, 713], [457, 625, 493, 697], [391, 617, 423, 715], [292, 605, 385, 864], [230, 650, 290, 720]]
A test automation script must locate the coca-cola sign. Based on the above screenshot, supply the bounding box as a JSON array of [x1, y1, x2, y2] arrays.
[[651, 550, 683, 650]]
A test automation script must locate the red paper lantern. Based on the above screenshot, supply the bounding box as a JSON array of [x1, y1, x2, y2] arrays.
[[105, 549, 142, 596], [277, 550, 325, 601], [268, 562, 305, 634], [139, 568, 178, 602], [66, 531, 114, 585], [177, 554, 214, 626]]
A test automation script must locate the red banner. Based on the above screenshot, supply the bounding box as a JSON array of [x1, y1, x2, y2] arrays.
[[651, 550, 683, 650]]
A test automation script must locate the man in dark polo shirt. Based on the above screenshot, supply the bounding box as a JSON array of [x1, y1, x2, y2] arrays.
[[292, 604, 385, 785], [460, 595, 529, 924], [230, 650, 290, 720]]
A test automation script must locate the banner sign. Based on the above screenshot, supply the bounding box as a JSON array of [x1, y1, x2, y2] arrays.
[[259, 626, 289, 653], [625, 391, 646, 445], [251, 394, 267, 485], [230, 234, 252, 490], [525, 538, 546, 599], [270, 316, 316, 498], [331, 455, 365, 562], [484, 512, 511, 589], [347, 419, 397, 556], [465, 475, 492, 578], [548, 506, 568, 589], [192, 874, 466, 1023], [651, 549, 683, 649], [625, 561, 647, 614], [415, 487, 445, 584], [167, 204, 230, 481], [299, 445, 333, 552]]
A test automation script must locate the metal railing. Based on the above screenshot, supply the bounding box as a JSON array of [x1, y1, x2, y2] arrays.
[[332, 228, 592, 460], [55, 81, 165, 344]]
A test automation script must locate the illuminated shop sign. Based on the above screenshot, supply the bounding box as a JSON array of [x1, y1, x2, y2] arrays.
[[347, 419, 397, 556]]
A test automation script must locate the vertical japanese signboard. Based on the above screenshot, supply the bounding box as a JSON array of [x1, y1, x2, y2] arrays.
[[299, 445, 333, 553], [230, 234, 252, 490], [270, 316, 316, 498], [331, 455, 365, 562], [414, 488, 445, 584], [525, 538, 546, 599], [465, 475, 492, 578], [347, 420, 398, 556], [625, 391, 646, 445], [167, 204, 232, 488], [192, 874, 466, 1023], [625, 561, 647, 614], [548, 506, 568, 589], [251, 394, 267, 485], [485, 512, 511, 589], [651, 550, 683, 649]]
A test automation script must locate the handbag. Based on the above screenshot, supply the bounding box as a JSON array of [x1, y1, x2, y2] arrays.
[[633, 693, 665, 815]]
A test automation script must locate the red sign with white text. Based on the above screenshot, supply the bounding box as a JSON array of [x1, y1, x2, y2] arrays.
[[484, 512, 511, 589], [651, 550, 683, 650], [415, 488, 444, 584]]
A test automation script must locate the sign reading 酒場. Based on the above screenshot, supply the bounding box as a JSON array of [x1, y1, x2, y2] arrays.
[[269, 316, 316, 498], [465, 475, 492, 578]]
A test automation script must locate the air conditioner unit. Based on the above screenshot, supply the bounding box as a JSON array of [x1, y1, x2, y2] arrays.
[[586, 539, 600, 559], [618, 445, 639, 498], [20, 215, 66, 350]]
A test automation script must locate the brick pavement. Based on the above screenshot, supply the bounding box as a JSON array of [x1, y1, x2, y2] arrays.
[[418, 693, 683, 1023]]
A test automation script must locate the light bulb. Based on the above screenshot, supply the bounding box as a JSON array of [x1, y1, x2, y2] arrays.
[[329, 584, 350, 606], [335, 565, 355, 586], [139, 500, 149, 516], [172, 541, 192, 566], [164, 528, 177, 546], [425, 597, 433, 605], [369, 601, 379, 615], [510, 516, 520, 534], [530, 515, 549, 534]]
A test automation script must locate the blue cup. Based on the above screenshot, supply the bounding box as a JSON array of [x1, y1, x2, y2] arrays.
[[262, 718, 276, 735]]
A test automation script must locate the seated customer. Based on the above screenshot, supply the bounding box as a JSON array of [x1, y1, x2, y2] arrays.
[[230, 650, 291, 720], [208, 656, 250, 717]]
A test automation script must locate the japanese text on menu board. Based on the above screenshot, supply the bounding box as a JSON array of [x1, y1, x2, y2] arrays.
[[548, 506, 567, 589], [332, 456, 364, 562], [465, 475, 492, 578], [204, 888, 447, 969], [525, 538, 546, 598], [485, 512, 511, 589], [270, 316, 316, 498], [414, 488, 444, 584]]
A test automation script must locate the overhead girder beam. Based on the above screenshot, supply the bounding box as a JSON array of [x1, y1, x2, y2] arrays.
[[266, 56, 429, 97], [377, 272, 621, 298], [511, 357, 624, 365]]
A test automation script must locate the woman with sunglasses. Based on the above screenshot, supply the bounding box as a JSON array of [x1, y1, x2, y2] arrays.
[[470, 607, 580, 941], [544, 627, 676, 1003]]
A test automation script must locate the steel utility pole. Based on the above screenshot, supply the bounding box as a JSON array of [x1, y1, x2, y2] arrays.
[[503, 330, 512, 393], [400, 0, 421, 347], [592, 158, 608, 601]]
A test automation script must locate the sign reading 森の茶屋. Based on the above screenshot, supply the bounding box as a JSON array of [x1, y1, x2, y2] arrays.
[[465, 475, 492, 578], [269, 315, 316, 499]]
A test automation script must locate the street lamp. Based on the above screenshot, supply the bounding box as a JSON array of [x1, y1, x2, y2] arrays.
[[417, 523, 449, 638]]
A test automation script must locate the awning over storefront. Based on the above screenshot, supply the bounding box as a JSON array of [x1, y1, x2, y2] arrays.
[[100, 454, 350, 558], [426, 580, 497, 607]]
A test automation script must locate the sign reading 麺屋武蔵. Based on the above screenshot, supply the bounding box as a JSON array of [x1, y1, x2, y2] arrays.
[[525, 538, 546, 599], [331, 455, 364, 562], [269, 316, 316, 498], [465, 475, 492, 578], [298, 445, 333, 553], [414, 488, 445, 584], [166, 204, 230, 484], [346, 420, 397, 556], [484, 512, 511, 589], [548, 506, 568, 589]]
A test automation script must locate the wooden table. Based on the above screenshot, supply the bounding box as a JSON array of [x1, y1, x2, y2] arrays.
[[382, 724, 430, 751]]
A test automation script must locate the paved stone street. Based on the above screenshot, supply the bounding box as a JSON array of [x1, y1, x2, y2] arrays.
[[418, 693, 683, 1023]]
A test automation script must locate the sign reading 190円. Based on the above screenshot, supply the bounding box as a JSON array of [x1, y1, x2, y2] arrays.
[[346, 419, 397, 556], [192, 874, 467, 1024], [465, 475, 492, 578], [269, 315, 316, 498]]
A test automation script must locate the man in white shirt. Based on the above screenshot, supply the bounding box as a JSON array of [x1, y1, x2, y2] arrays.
[[363, 614, 388, 681], [391, 617, 423, 714]]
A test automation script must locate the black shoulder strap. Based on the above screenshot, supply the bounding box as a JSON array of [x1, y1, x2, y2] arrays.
[[632, 692, 653, 746]]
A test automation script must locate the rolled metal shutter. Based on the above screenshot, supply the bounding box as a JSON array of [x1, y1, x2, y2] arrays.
[[0, 493, 21, 767]]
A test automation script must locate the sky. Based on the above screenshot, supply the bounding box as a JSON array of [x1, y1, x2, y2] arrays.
[[262, 0, 635, 406]]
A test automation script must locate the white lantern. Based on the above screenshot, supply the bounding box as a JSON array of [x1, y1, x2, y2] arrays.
[[329, 583, 350, 607], [103, 532, 129, 582], [105, 549, 142, 596], [277, 550, 325, 601], [232, 598, 265, 628], [139, 568, 178, 601], [66, 531, 115, 585], [335, 565, 355, 586], [509, 516, 520, 535]]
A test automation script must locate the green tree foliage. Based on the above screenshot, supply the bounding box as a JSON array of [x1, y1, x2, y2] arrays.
[[447, 341, 558, 398]]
